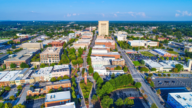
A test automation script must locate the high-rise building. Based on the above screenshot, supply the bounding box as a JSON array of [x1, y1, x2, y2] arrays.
[[98, 21, 109, 36]]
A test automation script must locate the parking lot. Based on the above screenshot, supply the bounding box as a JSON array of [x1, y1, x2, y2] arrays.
[[24, 98, 45, 108], [111, 88, 149, 108], [153, 73, 192, 78], [152, 78, 192, 89], [128, 54, 158, 61]]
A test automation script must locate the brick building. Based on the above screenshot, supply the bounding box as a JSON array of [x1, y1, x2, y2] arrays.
[[158, 37, 169, 41], [40, 47, 62, 64], [13, 37, 28, 43], [91, 52, 120, 59], [112, 59, 125, 66], [27, 80, 71, 96], [48, 40, 65, 47], [95, 39, 116, 49]]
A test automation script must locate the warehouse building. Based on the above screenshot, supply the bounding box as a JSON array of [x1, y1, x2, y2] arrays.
[[21, 43, 43, 49], [128, 40, 159, 48], [153, 49, 177, 57]]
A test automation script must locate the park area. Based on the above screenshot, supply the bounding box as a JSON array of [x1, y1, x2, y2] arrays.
[[80, 79, 93, 105], [140, 51, 154, 57], [167, 51, 178, 55], [133, 61, 142, 66]]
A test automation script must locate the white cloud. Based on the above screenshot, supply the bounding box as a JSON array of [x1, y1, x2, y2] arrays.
[[67, 14, 71, 17], [73, 13, 76, 16], [182, 11, 192, 16], [175, 10, 192, 17], [114, 14, 117, 17], [31, 11, 34, 13], [116, 11, 146, 17], [101, 13, 105, 17], [175, 13, 180, 17]]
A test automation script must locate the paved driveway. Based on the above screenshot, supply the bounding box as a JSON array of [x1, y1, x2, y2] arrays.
[[17, 85, 30, 105]]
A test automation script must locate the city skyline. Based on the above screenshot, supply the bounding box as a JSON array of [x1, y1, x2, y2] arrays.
[[0, 0, 192, 21]]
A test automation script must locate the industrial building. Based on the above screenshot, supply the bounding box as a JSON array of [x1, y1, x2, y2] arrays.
[[4, 49, 40, 69], [128, 40, 159, 48], [153, 49, 177, 57], [21, 43, 43, 49], [95, 39, 116, 49], [167, 92, 192, 108], [144, 60, 192, 72]]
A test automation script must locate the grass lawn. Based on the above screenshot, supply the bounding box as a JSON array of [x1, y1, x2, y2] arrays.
[[140, 51, 154, 57], [133, 61, 141, 66], [167, 51, 178, 55]]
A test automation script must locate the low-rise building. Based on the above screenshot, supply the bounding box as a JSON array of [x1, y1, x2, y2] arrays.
[[13, 37, 28, 43], [91, 52, 120, 59], [69, 33, 75, 39], [95, 39, 116, 49], [16, 33, 33, 38], [91, 56, 110, 67], [92, 45, 111, 52], [46, 102, 75, 108], [40, 47, 62, 64], [185, 46, 192, 52], [128, 40, 159, 48], [51, 65, 70, 78], [167, 92, 192, 108], [27, 80, 71, 96], [127, 34, 144, 38], [157, 37, 169, 41], [73, 41, 90, 49], [45, 91, 71, 107], [116, 34, 127, 41], [0, 54, 8, 65], [153, 49, 177, 57], [48, 40, 65, 47], [32, 67, 53, 82], [112, 59, 125, 66], [21, 43, 43, 49], [4, 49, 40, 69]]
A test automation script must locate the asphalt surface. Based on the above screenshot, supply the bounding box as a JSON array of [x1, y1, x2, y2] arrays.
[[17, 85, 30, 105], [24, 98, 45, 108], [3, 87, 17, 99], [112, 34, 164, 108]]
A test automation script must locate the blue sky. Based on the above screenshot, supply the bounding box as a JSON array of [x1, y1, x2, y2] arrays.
[[0, 0, 192, 21]]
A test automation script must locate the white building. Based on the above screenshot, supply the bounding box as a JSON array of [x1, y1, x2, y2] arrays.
[[116, 34, 127, 41], [167, 92, 192, 108], [91, 56, 110, 67], [128, 40, 159, 48], [46, 102, 75, 108], [144, 60, 192, 72], [32, 67, 53, 81], [127, 34, 144, 38], [92, 49, 108, 54], [69, 33, 75, 39]]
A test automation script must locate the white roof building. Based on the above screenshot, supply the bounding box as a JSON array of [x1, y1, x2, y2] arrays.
[[45, 91, 71, 102], [91, 56, 110, 67], [128, 40, 159, 48], [0, 71, 21, 82], [167, 92, 192, 108], [32, 67, 53, 81], [69, 33, 75, 39], [46, 102, 75, 108], [53, 65, 69, 70]]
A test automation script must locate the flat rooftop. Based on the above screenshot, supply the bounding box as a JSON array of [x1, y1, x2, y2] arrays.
[[45, 91, 71, 102], [0, 71, 21, 82], [4, 49, 39, 61], [144, 60, 162, 68], [0, 71, 9, 80], [53, 65, 69, 70], [40, 79, 70, 87], [0, 54, 8, 58], [32, 67, 53, 77], [95, 39, 114, 43], [91, 52, 120, 55], [169, 92, 192, 107], [41, 47, 62, 54], [46, 102, 75, 108]]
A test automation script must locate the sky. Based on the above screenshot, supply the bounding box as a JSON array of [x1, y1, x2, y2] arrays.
[[0, 0, 192, 21]]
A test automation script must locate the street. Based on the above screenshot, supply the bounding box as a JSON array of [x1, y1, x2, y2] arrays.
[[112, 34, 164, 108], [16, 85, 30, 105]]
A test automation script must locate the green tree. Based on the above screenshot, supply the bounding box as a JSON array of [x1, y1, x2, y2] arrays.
[[40, 63, 46, 68], [123, 66, 128, 72], [102, 82, 113, 94], [140, 67, 149, 72], [17, 85, 23, 90], [10, 63, 17, 68], [111, 73, 115, 79], [93, 72, 99, 81], [2, 64, 6, 70], [157, 89, 161, 95], [101, 96, 113, 108], [5, 86, 11, 91], [175, 64, 183, 72], [124, 98, 134, 106], [20, 62, 29, 68], [151, 68, 156, 71], [150, 81, 155, 88], [72, 60, 78, 66], [49, 89, 54, 93], [4, 103, 10, 108], [11, 45, 16, 49], [50, 63, 55, 66], [135, 82, 142, 88], [96, 77, 103, 87], [88, 65, 94, 74], [13, 104, 25, 108], [77, 57, 83, 65], [115, 98, 124, 107], [9, 95, 15, 100], [172, 68, 178, 72], [50, 77, 57, 82], [140, 60, 145, 65], [150, 103, 158, 108], [171, 57, 174, 60], [91, 95, 98, 104], [114, 66, 121, 70], [63, 75, 69, 79], [87, 56, 91, 65], [57, 76, 63, 81]]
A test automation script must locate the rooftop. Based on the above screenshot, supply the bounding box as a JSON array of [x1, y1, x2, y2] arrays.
[[95, 39, 114, 43], [53, 65, 69, 70], [4, 49, 39, 61], [91, 52, 120, 55], [0, 54, 8, 58], [46, 102, 75, 108], [45, 91, 71, 102], [32, 67, 53, 77], [0, 70, 21, 82], [0, 71, 9, 80], [169, 92, 192, 107], [41, 47, 62, 54], [40, 79, 70, 87]]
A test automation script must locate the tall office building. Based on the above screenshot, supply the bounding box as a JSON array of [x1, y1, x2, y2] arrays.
[[98, 21, 109, 36]]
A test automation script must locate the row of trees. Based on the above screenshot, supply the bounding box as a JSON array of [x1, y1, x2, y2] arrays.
[[10, 62, 29, 69], [50, 75, 69, 82], [87, 48, 94, 74]]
